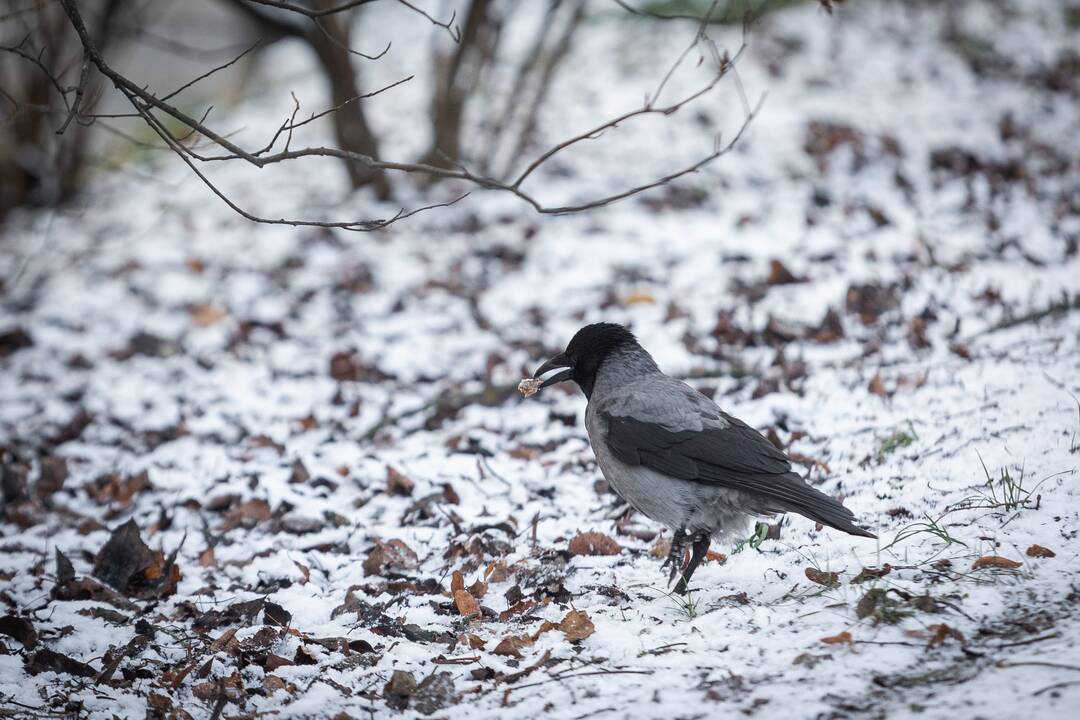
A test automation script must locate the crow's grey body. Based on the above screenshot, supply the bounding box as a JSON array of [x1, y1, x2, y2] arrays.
[[532, 322, 874, 593], [585, 347, 755, 539]]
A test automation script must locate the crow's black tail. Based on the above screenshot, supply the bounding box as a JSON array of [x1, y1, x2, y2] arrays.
[[752, 473, 877, 539]]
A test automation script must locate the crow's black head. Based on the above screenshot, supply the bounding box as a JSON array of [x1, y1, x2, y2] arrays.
[[532, 323, 638, 398]]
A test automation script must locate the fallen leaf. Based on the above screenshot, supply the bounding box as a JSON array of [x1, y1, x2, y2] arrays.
[[451, 570, 465, 596], [805, 567, 840, 588], [0, 615, 37, 648], [387, 466, 414, 496], [362, 539, 419, 577], [485, 560, 514, 583], [468, 580, 488, 599], [190, 303, 226, 327], [499, 598, 547, 622], [850, 565, 892, 583], [289, 459, 310, 484], [461, 633, 485, 650], [820, 631, 853, 646], [25, 648, 96, 677], [926, 623, 965, 649], [264, 601, 292, 628], [453, 589, 481, 619], [568, 531, 621, 556], [263, 674, 288, 695], [493, 635, 532, 658], [92, 519, 156, 592], [766, 259, 804, 285], [971, 555, 1022, 570], [221, 498, 271, 530], [86, 470, 151, 507], [1025, 544, 1055, 558], [557, 608, 595, 642], [793, 652, 831, 668]]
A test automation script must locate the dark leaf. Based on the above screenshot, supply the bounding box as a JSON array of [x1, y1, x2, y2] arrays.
[[25, 648, 96, 677], [264, 602, 292, 628], [0, 327, 33, 357], [0, 615, 37, 648]]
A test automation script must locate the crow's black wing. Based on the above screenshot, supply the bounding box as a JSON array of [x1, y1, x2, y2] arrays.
[[601, 412, 875, 537]]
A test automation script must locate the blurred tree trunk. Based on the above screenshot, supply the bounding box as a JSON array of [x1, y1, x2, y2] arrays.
[[0, 0, 125, 221], [422, 0, 498, 170], [221, 0, 390, 199], [306, 4, 390, 198]]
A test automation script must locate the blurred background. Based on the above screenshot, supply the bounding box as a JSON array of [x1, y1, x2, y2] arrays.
[[2, 1, 1079, 718]]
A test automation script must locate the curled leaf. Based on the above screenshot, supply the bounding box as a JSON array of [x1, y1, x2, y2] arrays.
[[568, 532, 621, 556], [557, 608, 595, 642], [971, 555, 1021, 570], [805, 568, 840, 588], [453, 589, 480, 619], [820, 631, 853, 646]]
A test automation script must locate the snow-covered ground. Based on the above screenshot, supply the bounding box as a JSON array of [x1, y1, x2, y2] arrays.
[[2, 1, 1079, 718]]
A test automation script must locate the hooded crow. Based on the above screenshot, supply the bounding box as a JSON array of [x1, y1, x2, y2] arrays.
[[531, 322, 876, 594]]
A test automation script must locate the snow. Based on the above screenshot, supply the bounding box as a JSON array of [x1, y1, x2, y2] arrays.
[[2, 0, 1079, 718]]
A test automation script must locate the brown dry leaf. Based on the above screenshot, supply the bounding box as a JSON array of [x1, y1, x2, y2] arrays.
[[451, 570, 465, 596], [926, 623, 965, 649], [221, 498, 272, 531], [805, 568, 840, 588], [485, 559, 514, 583], [462, 633, 486, 650], [557, 608, 595, 642], [766, 259, 803, 285], [468, 580, 488, 599], [508, 447, 540, 461], [86, 471, 151, 507], [949, 342, 973, 360], [493, 635, 532, 658], [820, 631, 853, 647], [705, 550, 727, 564], [499, 597, 549, 623], [386, 466, 414, 496], [868, 373, 887, 398], [190, 303, 226, 327], [568, 531, 621, 556], [453, 589, 481, 619], [198, 547, 216, 567], [971, 555, 1022, 570], [363, 538, 419, 577], [92, 519, 156, 593], [532, 620, 559, 640], [908, 317, 930, 349], [294, 561, 310, 584], [850, 565, 892, 583], [263, 674, 288, 695], [1025, 544, 1056, 558]]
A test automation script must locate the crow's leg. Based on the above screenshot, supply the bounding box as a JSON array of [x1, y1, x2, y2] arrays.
[[660, 528, 688, 587], [673, 532, 711, 595]]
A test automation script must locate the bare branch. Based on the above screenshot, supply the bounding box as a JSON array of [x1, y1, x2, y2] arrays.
[[51, 0, 761, 230], [56, 50, 90, 134], [243, 0, 460, 41], [159, 40, 262, 103], [125, 85, 469, 231]]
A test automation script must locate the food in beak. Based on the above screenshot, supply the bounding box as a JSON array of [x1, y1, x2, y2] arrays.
[[518, 378, 543, 398]]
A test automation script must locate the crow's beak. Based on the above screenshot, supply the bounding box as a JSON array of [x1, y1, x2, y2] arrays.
[[533, 352, 573, 388]]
